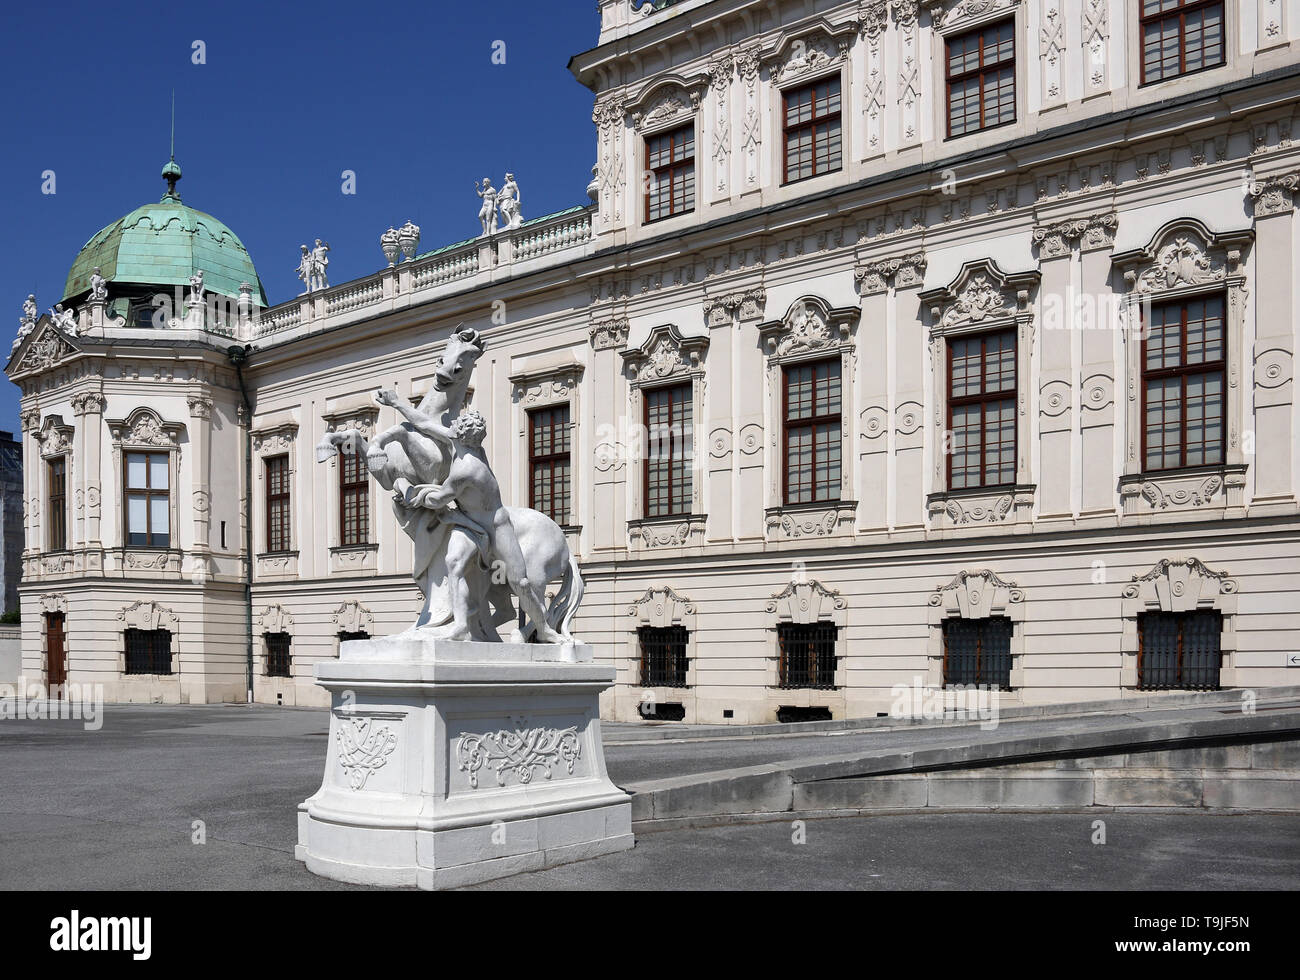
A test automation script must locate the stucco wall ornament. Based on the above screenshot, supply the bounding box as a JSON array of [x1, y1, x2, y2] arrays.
[[455, 723, 581, 789], [335, 717, 398, 790]]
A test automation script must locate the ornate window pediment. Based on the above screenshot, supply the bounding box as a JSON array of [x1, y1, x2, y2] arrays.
[[119, 599, 180, 632], [767, 26, 852, 84], [930, 0, 1021, 34], [1111, 219, 1251, 296], [258, 603, 295, 635], [928, 568, 1024, 619], [510, 362, 584, 408], [628, 586, 696, 627], [627, 75, 706, 133], [766, 579, 847, 624], [251, 421, 299, 454], [758, 296, 859, 359], [920, 259, 1038, 335], [36, 415, 74, 458], [332, 600, 374, 636], [620, 324, 708, 384], [1121, 558, 1238, 611], [109, 407, 185, 450]]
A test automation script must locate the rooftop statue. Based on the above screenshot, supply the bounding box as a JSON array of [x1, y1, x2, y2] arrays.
[[311, 240, 330, 291], [315, 325, 582, 642], [475, 178, 498, 237], [49, 304, 77, 336], [88, 268, 107, 303], [12, 294, 38, 353], [498, 174, 523, 231], [188, 270, 205, 306]]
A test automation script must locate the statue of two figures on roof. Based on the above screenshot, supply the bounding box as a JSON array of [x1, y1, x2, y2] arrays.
[[315, 324, 581, 646], [475, 173, 523, 237], [296, 239, 331, 293]]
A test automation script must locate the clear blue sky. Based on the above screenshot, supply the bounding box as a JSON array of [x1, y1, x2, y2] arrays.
[[0, 0, 599, 433]]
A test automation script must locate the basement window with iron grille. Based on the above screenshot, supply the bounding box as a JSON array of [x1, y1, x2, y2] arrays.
[[777, 622, 838, 690], [638, 626, 689, 688], [1138, 611, 1222, 691], [942, 617, 1013, 690], [265, 632, 292, 678], [124, 628, 173, 675]]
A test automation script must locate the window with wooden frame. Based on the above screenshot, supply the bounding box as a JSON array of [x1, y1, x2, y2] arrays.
[[942, 617, 1013, 690], [644, 383, 693, 518], [783, 358, 842, 504], [338, 631, 370, 643], [265, 632, 292, 678], [47, 456, 67, 552], [124, 628, 172, 675], [1142, 294, 1226, 471], [945, 19, 1016, 137], [638, 625, 689, 688], [265, 454, 291, 553], [124, 451, 170, 548], [528, 405, 571, 526], [338, 449, 369, 547], [777, 622, 838, 690], [645, 124, 695, 223], [948, 328, 1017, 490], [782, 76, 842, 184], [1140, 0, 1225, 85], [1138, 610, 1222, 690]]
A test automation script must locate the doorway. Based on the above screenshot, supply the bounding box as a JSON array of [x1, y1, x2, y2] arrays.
[[45, 612, 66, 698]]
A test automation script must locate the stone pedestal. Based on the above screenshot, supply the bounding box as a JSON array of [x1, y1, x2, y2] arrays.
[[295, 637, 633, 890]]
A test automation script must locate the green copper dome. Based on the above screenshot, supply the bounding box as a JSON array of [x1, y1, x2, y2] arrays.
[[62, 158, 267, 307]]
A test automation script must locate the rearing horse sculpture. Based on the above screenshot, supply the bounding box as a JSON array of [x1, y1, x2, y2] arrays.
[[316, 325, 583, 641]]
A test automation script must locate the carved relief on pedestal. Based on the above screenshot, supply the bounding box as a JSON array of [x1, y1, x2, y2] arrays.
[[336, 717, 399, 791], [455, 721, 581, 789]]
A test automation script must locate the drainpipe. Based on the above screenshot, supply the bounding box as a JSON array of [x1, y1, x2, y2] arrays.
[[227, 344, 255, 704]]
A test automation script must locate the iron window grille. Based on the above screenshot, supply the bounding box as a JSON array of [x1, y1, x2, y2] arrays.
[[528, 405, 572, 525], [265, 632, 292, 678], [782, 76, 842, 184], [945, 19, 1016, 137], [1138, 611, 1222, 691], [947, 328, 1017, 489], [1141, 294, 1226, 471], [1140, 0, 1225, 84], [942, 617, 1014, 690], [124, 628, 173, 675], [639, 625, 690, 688], [777, 622, 839, 690]]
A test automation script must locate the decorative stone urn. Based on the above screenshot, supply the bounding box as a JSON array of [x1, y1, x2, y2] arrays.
[[397, 220, 421, 261], [295, 637, 633, 889], [380, 227, 401, 267]]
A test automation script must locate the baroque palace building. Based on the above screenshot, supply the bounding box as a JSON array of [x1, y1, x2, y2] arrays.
[[8, 0, 1300, 720]]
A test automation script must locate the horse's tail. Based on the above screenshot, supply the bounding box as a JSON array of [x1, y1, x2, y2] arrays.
[[548, 552, 585, 641]]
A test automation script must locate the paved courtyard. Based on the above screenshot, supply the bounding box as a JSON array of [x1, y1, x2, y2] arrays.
[[0, 703, 1296, 890]]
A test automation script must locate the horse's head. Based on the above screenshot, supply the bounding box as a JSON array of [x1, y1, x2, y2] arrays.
[[433, 324, 485, 392]]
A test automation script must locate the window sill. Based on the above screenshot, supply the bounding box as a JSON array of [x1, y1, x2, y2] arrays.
[[256, 551, 300, 578], [329, 543, 378, 575], [627, 514, 706, 550], [1118, 463, 1246, 516], [927, 485, 1035, 529], [765, 500, 856, 541]]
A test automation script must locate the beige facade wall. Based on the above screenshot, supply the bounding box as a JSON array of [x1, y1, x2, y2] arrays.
[[10, 0, 1300, 718]]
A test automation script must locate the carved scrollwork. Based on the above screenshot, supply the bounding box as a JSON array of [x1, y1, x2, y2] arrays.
[[336, 717, 398, 791], [455, 722, 581, 789]]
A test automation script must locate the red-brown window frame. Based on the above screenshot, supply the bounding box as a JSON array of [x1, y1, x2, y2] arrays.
[[946, 327, 1018, 490], [338, 449, 370, 547], [528, 405, 572, 526], [1140, 294, 1227, 472], [265, 454, 291, 553], [643, 382, 693, 519], [124, 450, 170, 549], [782, 357, 842, 505], [47, 456, 67, 552], [644, 123, 695, 224], [944, 18, 1017, 138], [1139, 0, 1226, 86], [781, 75, 843, 185]]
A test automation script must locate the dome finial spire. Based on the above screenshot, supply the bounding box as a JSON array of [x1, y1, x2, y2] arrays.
[[162, 90, 182, 202]]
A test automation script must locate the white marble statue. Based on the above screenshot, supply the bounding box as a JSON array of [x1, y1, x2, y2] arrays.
[[50, 304, 77, 336], [310, 239, 330, 291], [498, 174, 522, 230], [297, 245, 313, 293], [188, 270, 205, 306], [89, 268, 107, 303], [22, 294, 37, 324], [315, 325, 582, 642], [475, 178, 498, 236]]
